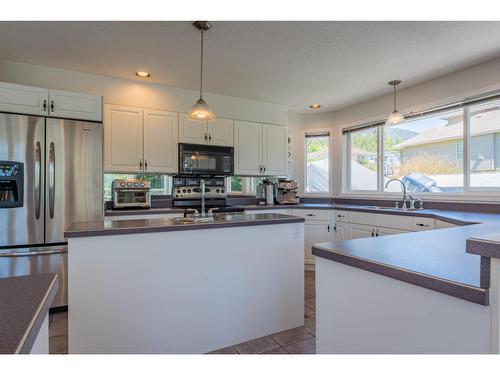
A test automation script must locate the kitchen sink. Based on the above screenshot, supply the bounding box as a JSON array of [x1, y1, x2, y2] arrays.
[[169, 216, 215, 224]]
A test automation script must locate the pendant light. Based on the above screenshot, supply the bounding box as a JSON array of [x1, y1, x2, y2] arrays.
[[385, 80, 405, 125], [187, 21, 215, 121]]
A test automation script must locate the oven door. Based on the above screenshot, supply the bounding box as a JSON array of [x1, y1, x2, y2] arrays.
[[178, 144, 233, 175]]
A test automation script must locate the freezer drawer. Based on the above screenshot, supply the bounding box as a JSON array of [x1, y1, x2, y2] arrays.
[[0, 246, 67, 308]]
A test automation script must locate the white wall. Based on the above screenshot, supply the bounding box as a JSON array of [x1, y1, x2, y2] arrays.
[[296, 56, 500, 198], [0, 60, 288, 126]]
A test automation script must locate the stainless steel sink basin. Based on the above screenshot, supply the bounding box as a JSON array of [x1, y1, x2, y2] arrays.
[[169, 216, 215, 225]]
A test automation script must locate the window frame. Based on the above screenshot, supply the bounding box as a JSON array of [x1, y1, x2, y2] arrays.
[[342, 96, 500, 200], [226, 176, 258, 195], [303, 129, 332, 196]]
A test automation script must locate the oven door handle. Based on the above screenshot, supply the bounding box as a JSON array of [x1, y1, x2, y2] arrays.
[[0, 248, 67, 257]]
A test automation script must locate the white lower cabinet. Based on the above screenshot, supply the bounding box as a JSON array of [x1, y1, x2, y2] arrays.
[[333, 221, 348, 241], [349, 223, 375, 239], [376, 227, 407, 236], [304, 221, 331, 266]]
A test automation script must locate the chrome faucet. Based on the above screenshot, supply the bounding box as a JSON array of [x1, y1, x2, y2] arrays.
[[385, 178, 410, 210], [200, 179, 206, 217]]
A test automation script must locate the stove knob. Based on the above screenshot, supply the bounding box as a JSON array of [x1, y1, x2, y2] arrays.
[[187, 189, 191, 193], [120, 182, 126, 187], [127, 182, 132, 187], [133, 182, 139, 187], [221, 189, 225, 193], [177, 189, 181, 193], [140, 182, 145, 187], [216, 189, 220, 193]]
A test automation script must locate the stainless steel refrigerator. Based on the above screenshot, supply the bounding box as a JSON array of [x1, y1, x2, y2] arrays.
[[0, 112, 103, 307]]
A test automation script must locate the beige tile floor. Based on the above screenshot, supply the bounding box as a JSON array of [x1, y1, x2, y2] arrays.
[[49, 271, 316, 355]]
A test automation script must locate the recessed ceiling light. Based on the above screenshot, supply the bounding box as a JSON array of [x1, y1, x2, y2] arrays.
[[309, 104, 321, 109], [135, 71, 151, 78]]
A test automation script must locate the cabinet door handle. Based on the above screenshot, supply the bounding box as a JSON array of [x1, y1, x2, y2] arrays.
[[417, 223, 429, 227], [371, 229, 374, 237], [43, 99, 48, 113], [139, 160, 143, 169], [209, 134, 212, 142], [306, 213, 315, 217], [334, 225, 337, 233], [263, 166, 266, 173], [204, 133, 208, 142], [50, 100, 54, 112], [145, 160, 148, 170], [327, 224, 330, 232]]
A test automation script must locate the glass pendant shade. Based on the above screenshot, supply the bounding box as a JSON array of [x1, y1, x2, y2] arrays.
[[385, 110, 405, 125], [386, 80, 405, 125], [187, 97, 215, 120]]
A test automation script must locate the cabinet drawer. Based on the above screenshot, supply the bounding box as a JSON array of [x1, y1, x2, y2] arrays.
[[348, 211, 413, 231], [291, 209, 330, 221], [334, 210, 349, 223], [412, 217, 436, 231], [435, 219, 458, 229]]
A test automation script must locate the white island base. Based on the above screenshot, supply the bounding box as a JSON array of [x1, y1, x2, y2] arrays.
[[316, 257, 491, 354], [68, 222, 304, 354]]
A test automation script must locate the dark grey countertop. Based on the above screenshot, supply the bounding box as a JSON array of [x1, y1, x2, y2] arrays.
[[66, 213, 305, 238], [467, 232, 500, 259], [105, 207, 185, 216], [0, 274, 58, 354], [312, 210, 500, 305]]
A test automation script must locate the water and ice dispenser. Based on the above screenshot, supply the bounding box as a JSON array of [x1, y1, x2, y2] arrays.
[[0, 162, 23, 208]]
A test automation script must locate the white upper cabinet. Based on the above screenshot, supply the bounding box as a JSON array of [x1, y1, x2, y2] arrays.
[[262, 124, 287, 175], [48, 89, 102, 122], [104, 105, 179, 173], [143, 109, 178, 173], [179, 114, 234, 146], [208, 118, 234, 146], [234, 120, 262, 175], [234, 120, 287, 176], [179, 115, 208, 144], [104, 104, 143, 172], [0, 82, 102, 121], [0, 82, 49, 116]]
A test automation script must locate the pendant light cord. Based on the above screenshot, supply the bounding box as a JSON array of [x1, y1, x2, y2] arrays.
[[393, 84, 397, 112], [199, 29, 204, 99]]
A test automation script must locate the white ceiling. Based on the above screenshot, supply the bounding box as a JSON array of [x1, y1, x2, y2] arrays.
[[2, 21, 500, 113]]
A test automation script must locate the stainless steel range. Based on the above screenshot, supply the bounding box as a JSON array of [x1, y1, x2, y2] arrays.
[[172, 176, 228, 212]]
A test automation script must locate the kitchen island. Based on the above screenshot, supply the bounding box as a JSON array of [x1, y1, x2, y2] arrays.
[[312, 210, 500, 354], [65, 213, 305, 354]]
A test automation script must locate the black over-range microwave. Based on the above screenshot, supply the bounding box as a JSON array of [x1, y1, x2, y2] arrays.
[[178, 143, 234, 176]]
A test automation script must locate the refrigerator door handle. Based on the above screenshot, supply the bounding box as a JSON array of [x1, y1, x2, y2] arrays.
[[49, 142, 56, 219], [34, 141, 42, 220], [0, 248, 67, 257]]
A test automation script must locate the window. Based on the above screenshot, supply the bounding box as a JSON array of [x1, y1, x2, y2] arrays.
[[226, 176, 266, 195], [383, 109, 464, 193], [104, 174, 172, 200], [304, 133, 330, 194], [348, 127, 378, 191], [343, 96, 500, 195], [469, 101, 500, 189]]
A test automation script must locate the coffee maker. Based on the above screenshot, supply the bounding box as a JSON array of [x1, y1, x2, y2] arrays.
[[275, 179, 300, 205]]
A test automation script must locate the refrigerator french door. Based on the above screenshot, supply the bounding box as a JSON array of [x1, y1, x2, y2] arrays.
[[0, 113, 103, 307]]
